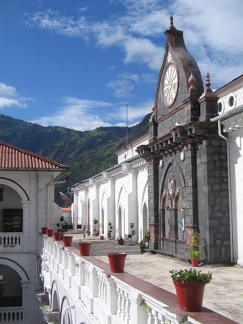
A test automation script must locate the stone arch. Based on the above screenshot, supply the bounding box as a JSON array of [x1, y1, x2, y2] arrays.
[[60, 297, 75, 324], [0, 177, 29, 201], [160, 158, 185, 240], [160, 158, 185, 204], [51, 281, 60, 312], [0, 257, 29, 281], [0, 258, 29, 308]]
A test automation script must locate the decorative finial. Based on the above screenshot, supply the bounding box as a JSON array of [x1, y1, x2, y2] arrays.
[[170, 16, 174, 28], [169, 16, 176, 30], [205, 72, 212, 93], [188, 72, 197, 91]]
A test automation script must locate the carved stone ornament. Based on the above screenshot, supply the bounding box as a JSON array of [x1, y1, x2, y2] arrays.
[[180, 151, 185, 161], [168, 173, 176, 196]]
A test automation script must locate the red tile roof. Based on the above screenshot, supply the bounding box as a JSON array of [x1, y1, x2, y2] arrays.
[[0, 141, 68, 170]]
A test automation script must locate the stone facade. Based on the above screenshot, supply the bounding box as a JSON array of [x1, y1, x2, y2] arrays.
[[137, 18, 231, 263]]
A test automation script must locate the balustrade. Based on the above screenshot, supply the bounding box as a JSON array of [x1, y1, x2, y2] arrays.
[[41, 237, 204, 324], [0, 308, 24, 322], [0, 233, 22, 250]]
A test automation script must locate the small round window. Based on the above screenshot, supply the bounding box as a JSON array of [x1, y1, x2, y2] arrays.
[[218, 102, 223, 113], [228, 96, 234, 107]]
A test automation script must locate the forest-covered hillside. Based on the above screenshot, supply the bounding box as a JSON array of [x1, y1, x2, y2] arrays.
[[0, 113, 151, 204]]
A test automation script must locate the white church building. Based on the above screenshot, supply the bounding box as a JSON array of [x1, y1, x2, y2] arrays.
[[212, 74, 243, 265], [71, 74, 243, 267], [71, 133, 149, 244]]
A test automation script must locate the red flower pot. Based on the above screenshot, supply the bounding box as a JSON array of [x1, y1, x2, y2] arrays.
[[118, 238, 124, 245], [78, 242, 92, 256], [107, 253, 127, 273], [62, 236, 73, 247], [53, 232, 62, 241], [173, 280, 205, 312], [41, 227, 48, 234], [47, 229, 53, 237], [100, 235, 104, 240], [191, 259, 199, 267]]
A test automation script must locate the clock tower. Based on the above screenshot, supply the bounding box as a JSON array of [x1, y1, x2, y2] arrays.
[[137, 17, 231, 264]]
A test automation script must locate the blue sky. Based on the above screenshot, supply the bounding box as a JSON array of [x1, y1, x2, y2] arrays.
[[0, 0, 242, 131]]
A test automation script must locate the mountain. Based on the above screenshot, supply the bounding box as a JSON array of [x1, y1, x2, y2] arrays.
[[0, 113, 151, 205]]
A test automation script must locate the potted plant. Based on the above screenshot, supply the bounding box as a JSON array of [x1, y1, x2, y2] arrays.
[[107, 222, 113, 239], [188, 250, 200, 267], [47, 229, 53, 237], [188, 232, 200, 267], [139, 240, 146, 253], [41, 227, 48, 234], [144, 230, 150, 242], [62, 235, 73, 247], [78, 240, 92, 256], [107, 253, 127, 273], [170, 268, 212, 312], [93, 218, 99, 236], [118, 237, 124, 245], [53, 231, 62, 241]]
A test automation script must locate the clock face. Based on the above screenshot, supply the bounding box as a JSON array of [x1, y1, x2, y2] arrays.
[[162, 63, 178, 107]]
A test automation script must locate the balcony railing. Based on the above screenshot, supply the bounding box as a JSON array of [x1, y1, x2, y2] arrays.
[[41, 237, 234, 324], [0, 233, 22, 251], [0, 307, 24, 322]]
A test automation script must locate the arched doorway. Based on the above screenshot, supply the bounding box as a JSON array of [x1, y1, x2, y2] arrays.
[[0, 264, 22, 307]]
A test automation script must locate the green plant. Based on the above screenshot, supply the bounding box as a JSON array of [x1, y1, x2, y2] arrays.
[[188, 231, 200, 259], [139, 240, 146, 248], [108, 222, 113, 237], [191, 232, 199, 249], [170, 269, 212, 284], [188, 250, 200, 259], [144, 230, 150, 242], [93, 218, 98, 225], [140, 299, 149, 311]]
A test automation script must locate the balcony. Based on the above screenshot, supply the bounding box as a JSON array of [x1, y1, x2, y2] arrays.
[[41, 235, 239, 324]]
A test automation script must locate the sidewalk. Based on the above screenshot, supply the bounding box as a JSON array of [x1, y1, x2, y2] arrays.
[[71, 235, 243, 323]]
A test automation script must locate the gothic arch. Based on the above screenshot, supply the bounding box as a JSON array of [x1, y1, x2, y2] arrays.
[[160, 158, 185, 207], [117, 186, 128, 238], [100, 190, 108, 235], [160, 158, 185, 240], [140, 181, 149, 239]]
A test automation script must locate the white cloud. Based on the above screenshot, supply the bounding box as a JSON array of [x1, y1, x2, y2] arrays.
[[30, 97, 152, 131], [0, 83, 31, 109], [0, 97, 26, 108], [23, 0, 243, 130], [0, 83, 18, 97], [107, 73, 139, 98], [25, 0, 243, 89]]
